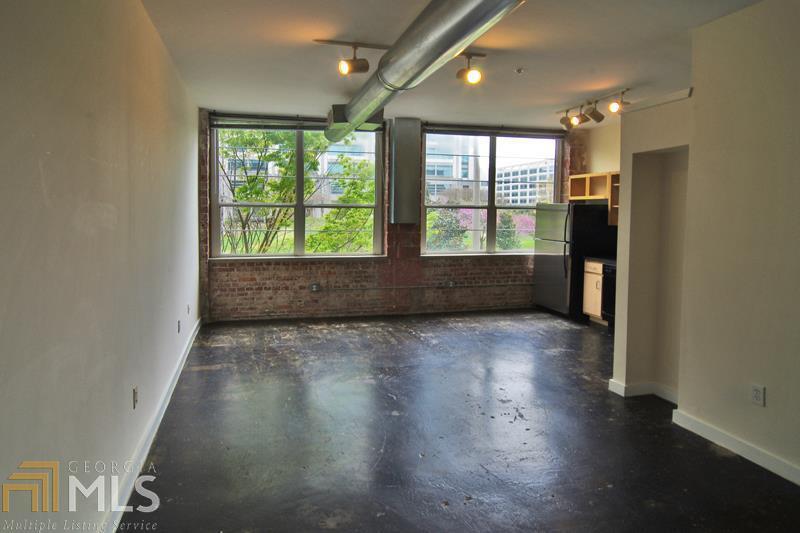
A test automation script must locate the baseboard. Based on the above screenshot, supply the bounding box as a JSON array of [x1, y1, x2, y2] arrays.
[[608, 378, 627, 397], [672, 409, 800, 486], [107, 318, 201, 530], [607, 378, 677, 404]]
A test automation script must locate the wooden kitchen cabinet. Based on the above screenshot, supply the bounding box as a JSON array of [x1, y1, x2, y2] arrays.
[[568, 172, 620, 226], [583, 262, 603, 319]]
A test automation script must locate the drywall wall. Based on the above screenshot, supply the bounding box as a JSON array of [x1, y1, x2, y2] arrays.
[[654, 149, 688, 394], [676, 0, 800, 479], [0, 0, 198, 527], [610, 98, 692, 398], [587, 121, 621, 173]]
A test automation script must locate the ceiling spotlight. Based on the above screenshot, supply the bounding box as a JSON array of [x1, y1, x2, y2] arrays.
[[608, 91, 630, 114], [457, 55, 482, 85], [338, 46, 369, 76], [585, 101, 605, 123], [570, 106, 590, 127], [560, 111, 573, 131]]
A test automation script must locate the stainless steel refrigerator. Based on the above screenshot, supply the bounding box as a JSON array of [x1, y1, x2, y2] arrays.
[[533, 203, 617, 316], [532, 203, 572, 314]]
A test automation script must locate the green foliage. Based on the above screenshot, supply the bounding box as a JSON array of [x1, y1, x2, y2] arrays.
[[217, 129, 375, 255], [305, 152, 375, 254], [426, 209, 466, 251], [496, 211, 521, 250]]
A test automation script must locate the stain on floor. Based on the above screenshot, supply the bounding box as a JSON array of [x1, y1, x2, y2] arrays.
[[121, 310, 800, 532]]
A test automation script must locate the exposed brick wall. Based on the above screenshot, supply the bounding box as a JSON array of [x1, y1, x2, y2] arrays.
[[560, 130, 589, 201], [198, 109, 211, 318], [199, 112, 572, 322]]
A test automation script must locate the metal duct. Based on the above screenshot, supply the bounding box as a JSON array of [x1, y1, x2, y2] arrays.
[[324, 0, 525, 142]]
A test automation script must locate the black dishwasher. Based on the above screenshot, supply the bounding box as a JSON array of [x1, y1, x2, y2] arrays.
[[601, 263, 616, 329]]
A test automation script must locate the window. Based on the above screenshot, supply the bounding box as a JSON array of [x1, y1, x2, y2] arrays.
[[423, 132, 559, 254], [212, 127, 381, 256]]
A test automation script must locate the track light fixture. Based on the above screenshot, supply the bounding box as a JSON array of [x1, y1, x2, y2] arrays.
[[560, 110, 573, 131], [585, 101, 605, 123], [457, 54, 482, 85], [338, 46, 369, 76], [608, 90, 630, 114], [570, 106, 590, 127], [556, 88, 632, 129]]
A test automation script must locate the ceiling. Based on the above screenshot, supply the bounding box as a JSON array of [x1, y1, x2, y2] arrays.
[[142, 0, 757, 129]]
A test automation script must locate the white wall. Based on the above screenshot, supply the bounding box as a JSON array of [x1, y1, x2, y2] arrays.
[[676, 0, 800, 479], [0, 0, 198, 527], [587, 121, 621, 173], [611, 98, 692, 397]]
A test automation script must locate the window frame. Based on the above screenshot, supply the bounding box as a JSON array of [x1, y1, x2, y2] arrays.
[[421, 129, 562, 255], [210, 121, 384, 258]]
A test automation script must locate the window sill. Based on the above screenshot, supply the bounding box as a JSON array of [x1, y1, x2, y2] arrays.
[[421, 252, 534, 258], [209, 254, 389, 263]]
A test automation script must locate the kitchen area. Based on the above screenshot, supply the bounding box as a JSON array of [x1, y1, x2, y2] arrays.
[[532, 169, 620, 329]]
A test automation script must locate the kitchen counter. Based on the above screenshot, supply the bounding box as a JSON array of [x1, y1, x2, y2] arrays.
[[585, 256, 616, 268]]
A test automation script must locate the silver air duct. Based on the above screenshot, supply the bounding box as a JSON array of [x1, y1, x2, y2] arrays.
[[324, 0, 525, 142]]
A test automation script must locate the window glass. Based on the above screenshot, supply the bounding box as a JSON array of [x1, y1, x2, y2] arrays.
[[423, 132, 558, 254], [214, 127, 379, 256]]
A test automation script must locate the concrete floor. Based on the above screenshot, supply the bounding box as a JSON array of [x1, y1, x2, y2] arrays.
[[122, 311, 800, 531]]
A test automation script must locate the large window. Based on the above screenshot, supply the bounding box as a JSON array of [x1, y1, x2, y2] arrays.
[[212, 126, 381, 256], [423, 132, 559, 254]]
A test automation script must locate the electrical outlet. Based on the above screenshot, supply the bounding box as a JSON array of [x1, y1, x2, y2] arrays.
[[309, 282, 321, 293], [751, 384, 766, 407], [132, 387, 138, 410], [178, 319, 181, 334]]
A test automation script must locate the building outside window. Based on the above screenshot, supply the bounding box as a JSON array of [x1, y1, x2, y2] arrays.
[[212, 126, 381, 256], [423, 132, 559, 254]]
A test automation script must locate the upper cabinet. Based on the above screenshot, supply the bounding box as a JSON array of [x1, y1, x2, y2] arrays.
[[568, 172, 620, 226]]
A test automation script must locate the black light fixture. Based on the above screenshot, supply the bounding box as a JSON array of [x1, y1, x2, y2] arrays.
[[585, 100, 605, 123], [338, 46, 369, 76]]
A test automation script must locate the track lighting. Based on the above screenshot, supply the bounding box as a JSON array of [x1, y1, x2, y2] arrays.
[[556, 88, 632, 129], [338, 46, 369, 76], [585, 101, 605, 123], [570, 106, 590, 127], [608, 91, 630, 114], [457, 55, 482, 85], [560, 111, 573, 131]]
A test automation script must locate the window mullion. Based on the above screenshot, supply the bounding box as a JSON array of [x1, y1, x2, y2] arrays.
[[294, 129, 305, 255], [487, 136, 497, 253], [210, 129, 221, 257]]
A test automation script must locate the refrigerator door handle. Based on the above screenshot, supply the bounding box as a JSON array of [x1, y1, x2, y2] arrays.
[[563, 243, 568, 278], [563, 203, 571, 243]]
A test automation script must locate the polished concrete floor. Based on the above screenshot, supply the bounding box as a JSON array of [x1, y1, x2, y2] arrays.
[[122, 311, 800, 531]]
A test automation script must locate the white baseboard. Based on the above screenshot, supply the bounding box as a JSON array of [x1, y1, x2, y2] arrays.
[[107, 318, 201, 530], [608, 378, 627, 397], [672, 409, 800, 486], [607, 378, 677, 404]]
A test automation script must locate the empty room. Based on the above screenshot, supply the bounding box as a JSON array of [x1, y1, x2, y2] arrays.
[[1, 0, 799, 531]]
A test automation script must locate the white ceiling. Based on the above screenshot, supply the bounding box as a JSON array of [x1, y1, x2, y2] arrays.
[[142, 0, 757, 129]]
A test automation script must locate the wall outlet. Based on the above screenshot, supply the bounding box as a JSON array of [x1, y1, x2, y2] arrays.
[[132, 387, 138, 410], [178, 319, 181, 334], [309, 282, 321, 293], [751, 384, 766, 407]]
